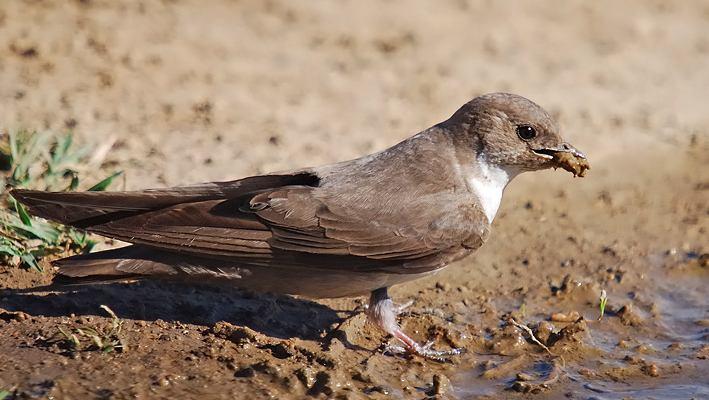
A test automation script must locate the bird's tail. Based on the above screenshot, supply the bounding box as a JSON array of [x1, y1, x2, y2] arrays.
[[9, 187, 220, 228], [53, 245, 179, 282], [10, 173, 317, 228]]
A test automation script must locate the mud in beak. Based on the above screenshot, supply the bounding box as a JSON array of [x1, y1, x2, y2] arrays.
[[533, 143, 590, 177]]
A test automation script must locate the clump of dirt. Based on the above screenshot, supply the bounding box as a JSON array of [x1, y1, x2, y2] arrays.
[[551, 151, 590, 177]]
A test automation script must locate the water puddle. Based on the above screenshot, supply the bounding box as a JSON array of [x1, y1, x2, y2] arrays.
[[451, 251, 708, 398]]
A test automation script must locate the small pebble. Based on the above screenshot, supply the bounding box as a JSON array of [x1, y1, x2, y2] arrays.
[[550, 311, 580, 322], [515, 372, 535, 381], [642, 363, 660, 377], [431, 374, 451, 396]]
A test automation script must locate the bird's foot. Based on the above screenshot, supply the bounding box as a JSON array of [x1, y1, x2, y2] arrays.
[[368, 287, 464, 362], [384, 328, 464, 362]]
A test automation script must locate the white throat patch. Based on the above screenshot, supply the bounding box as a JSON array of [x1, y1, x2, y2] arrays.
[[467, 159, 518, 223]]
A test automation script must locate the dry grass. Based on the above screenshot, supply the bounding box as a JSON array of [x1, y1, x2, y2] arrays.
[[55, 305, 127, 354]]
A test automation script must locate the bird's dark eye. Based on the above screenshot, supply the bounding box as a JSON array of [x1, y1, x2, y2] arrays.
[[516, 125, 537, 140]]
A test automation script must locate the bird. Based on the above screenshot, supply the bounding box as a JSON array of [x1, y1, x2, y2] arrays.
[[11, 93, 589, 360]]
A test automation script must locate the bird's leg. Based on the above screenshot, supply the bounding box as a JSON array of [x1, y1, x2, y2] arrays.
[[393, 299, 414, 314], [366, 287, 463, 361]]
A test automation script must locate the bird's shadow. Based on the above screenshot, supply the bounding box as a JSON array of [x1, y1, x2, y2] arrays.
[[0, 280, 347, 342]]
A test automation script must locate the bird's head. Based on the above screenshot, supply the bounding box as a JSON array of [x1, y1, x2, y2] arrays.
[[447, 93, 589, 177]]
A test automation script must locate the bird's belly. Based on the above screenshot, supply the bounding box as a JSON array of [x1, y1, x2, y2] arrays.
[[229, 266, 441, 299]]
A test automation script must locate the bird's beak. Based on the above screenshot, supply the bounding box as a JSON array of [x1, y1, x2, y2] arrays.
[[532, 142, 590, 177], [532, 142, 586, 160]]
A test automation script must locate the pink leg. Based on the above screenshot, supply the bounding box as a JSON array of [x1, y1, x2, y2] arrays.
[[366, 287, 463, 361]]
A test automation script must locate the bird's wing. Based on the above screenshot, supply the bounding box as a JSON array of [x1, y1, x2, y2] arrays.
[[13, 172, 486, 274], [11, 172, 319, 226], [253, 186, 485, 263]]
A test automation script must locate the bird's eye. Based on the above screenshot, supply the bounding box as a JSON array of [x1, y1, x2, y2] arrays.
[[516, 125, 537, 140]]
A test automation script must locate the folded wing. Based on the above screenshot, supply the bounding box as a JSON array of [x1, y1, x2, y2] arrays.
[[12, 170, 485, 276]]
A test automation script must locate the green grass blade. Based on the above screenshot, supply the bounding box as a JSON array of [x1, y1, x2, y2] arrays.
[[20, 253, 42, 272], [1, 209, 60, 243], [0, 242, 22, 258], [15, 200, 32, 227], [51, 134, 73, 167], [12, 132, 48, 185], [68, 173, 79, 191], [88, 171, 122, 191], [2, 130, 113, 273], [8, 130, 19, 162], [68, 229, 87, 246]]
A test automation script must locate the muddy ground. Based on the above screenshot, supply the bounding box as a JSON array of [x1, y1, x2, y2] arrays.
[[0, 1, 707, 399]]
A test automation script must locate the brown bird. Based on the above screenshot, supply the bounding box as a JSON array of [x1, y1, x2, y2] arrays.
[[12, 93, 588, 359]]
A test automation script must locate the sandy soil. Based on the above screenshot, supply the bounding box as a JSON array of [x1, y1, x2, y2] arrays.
[[1, 0, 708, 398]]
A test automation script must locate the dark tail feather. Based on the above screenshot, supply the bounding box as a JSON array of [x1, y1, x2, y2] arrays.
[[10, 172, 319, 228], [9, 188, 220, 227], [51, 273, 146, 286], [54, 245, 179, 281]]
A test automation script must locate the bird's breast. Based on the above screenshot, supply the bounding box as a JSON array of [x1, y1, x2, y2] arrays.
[[465, 159, 517, 223]]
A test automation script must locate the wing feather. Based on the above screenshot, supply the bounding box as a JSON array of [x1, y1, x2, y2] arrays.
[[14, 171, 487, 275]]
